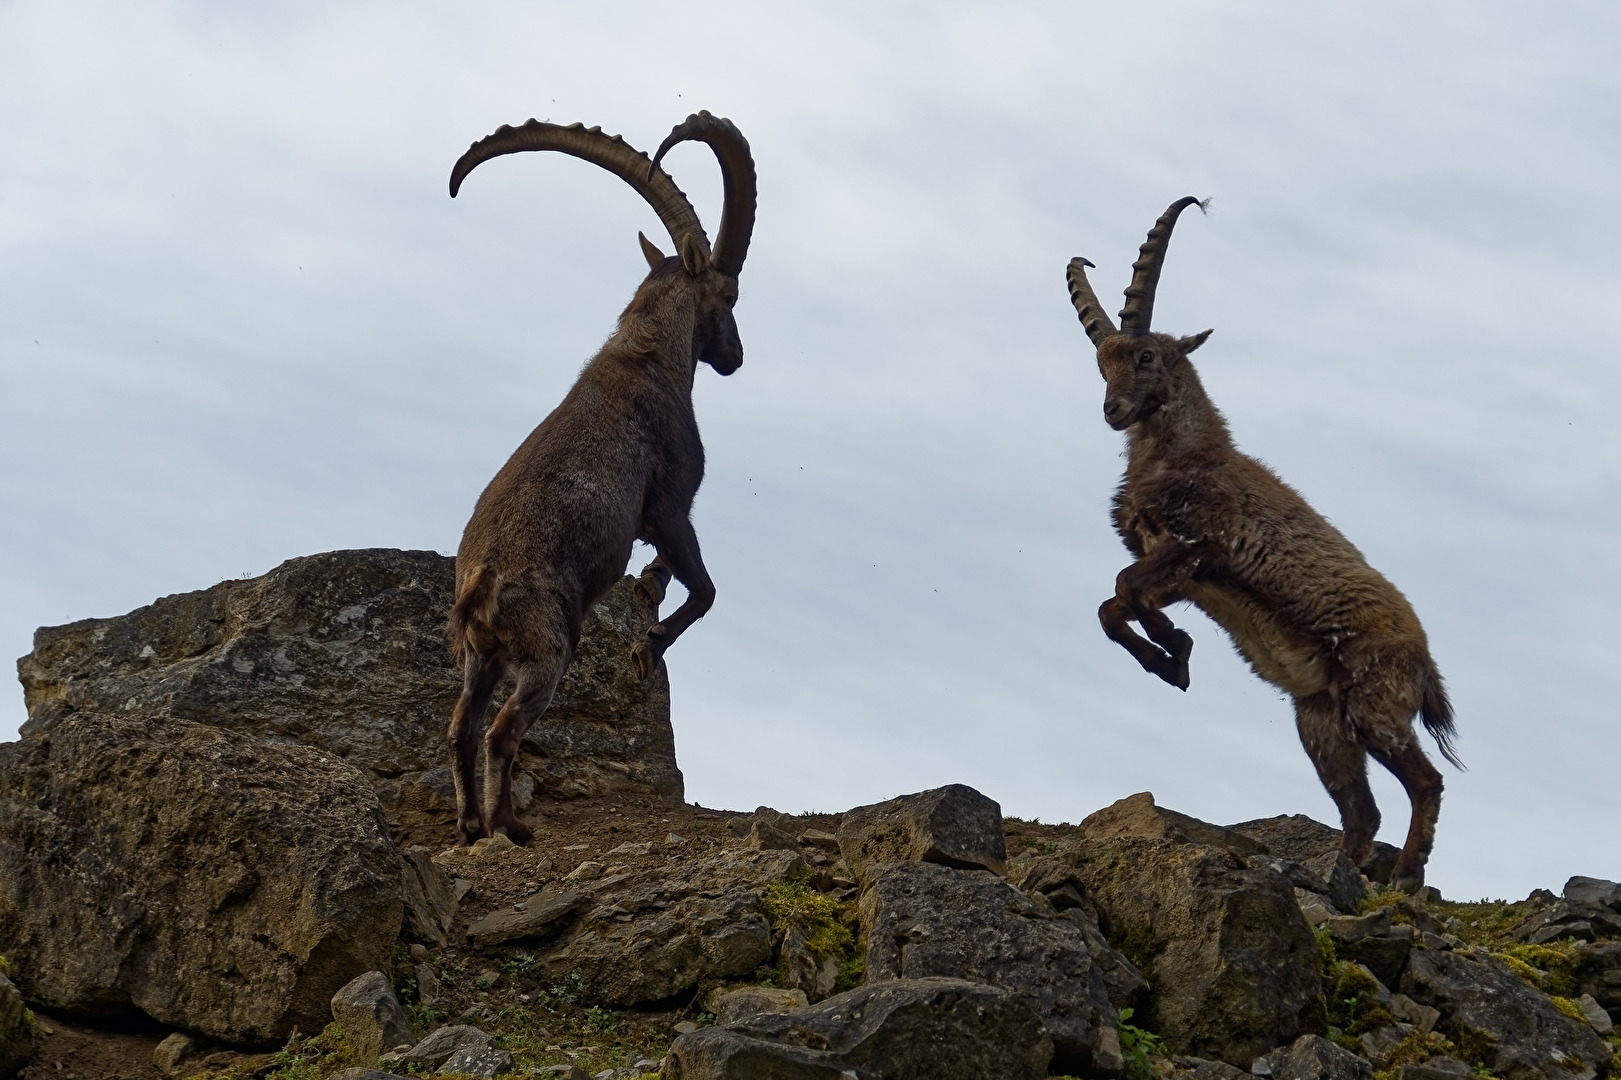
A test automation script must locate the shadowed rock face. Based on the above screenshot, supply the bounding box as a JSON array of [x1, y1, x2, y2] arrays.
[[16, 549, 682, 816], [1066, 836, 1326, 1066], [665, 977, 1053, 1080], [0, 713, 405, 1044]]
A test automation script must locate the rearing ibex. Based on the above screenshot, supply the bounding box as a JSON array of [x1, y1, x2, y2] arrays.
[[444, 112, 755, 845], [1067, 198, 1459, 891]]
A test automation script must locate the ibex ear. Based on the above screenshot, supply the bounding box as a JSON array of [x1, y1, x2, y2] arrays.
[[678, 233, 709, 277], [637, 231, 667, 270], [1178, 329, 1214, 354]]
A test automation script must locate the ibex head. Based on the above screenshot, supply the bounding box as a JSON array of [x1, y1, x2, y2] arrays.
[[450, 111, 757, 376], [1068, 197, 1213, 431]]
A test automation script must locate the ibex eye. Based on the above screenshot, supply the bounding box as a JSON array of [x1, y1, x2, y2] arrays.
[[1139, 351, 1154, 364]]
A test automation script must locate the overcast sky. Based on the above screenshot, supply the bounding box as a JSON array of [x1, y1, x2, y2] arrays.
[[4, 2, 1619, 901]]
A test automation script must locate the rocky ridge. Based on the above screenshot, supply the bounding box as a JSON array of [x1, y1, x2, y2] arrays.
[[2, 549, 1618, 1080]]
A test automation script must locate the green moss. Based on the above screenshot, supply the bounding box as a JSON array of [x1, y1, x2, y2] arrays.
[[1496, 941, 1581, 997], [1324, 959, 1395, 1043], [1552, 996, 1587, 1022], [759, 872, 863, 989], [1385, 1030, 1458, 1067]]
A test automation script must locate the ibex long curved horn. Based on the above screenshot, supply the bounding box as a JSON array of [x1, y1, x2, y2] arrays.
[[1066, 257, 1119, 347], [1118, 196, 1207, 336], [449, 120, 710, 257], [650, 111, 757, 277]]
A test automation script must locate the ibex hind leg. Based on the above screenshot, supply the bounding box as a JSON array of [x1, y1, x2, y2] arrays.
[[449, 649, 506, 846], [482, 655, 567, 846], [1365, 731, 1443, 894], [1294, 691, 1381, 870]]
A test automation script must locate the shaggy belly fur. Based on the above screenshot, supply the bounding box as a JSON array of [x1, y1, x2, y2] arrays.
[[1185, 581, 1328, 699]]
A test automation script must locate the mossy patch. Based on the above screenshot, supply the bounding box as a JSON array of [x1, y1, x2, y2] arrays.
[[1495, 941, 1581, 997], [759, 871, 864, 993], [1323, 959, 1394, 1050]]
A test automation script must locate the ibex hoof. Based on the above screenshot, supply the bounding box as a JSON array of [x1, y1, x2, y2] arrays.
[[494, 818, 534, 846], [630, 641, 657, 681], [634, 574, 666, 607]]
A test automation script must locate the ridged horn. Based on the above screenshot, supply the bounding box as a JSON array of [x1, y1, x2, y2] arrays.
[[650, 111, 756, 277], [449, 120, 710, 257], [1066, 257, 1118, 347], [1118, 196, 1206, 336]]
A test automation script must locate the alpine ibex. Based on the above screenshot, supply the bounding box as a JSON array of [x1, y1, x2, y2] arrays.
[[1067, 198, 1459, 891], [444, 112, 755, 845]]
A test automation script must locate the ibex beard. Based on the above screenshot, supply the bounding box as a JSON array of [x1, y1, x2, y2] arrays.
[[1068, 198, 1459, 892], [444, 113, 755, 846]]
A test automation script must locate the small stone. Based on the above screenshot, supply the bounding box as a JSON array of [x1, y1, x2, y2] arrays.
[[563, 843, 590, 851], [471, 834, 516, 855], [607, 841, 659, 857], [415, 964, 440, 1005], [799, 828, 840, 849], [474, 969, 501, 990], [1388, 993, 1439, 1034], [153, 1032, 200, 1078], [708, 986, 809, 1026], [593, 1070, 614, 1080], [1296, 891, 1338, 926], [1578, 993, 1613, 1034], [454, 878, 473, 901], [330, 971, 414, 1066], [536, 1067, 589, 1080], [567, 861, 605, 883], [665, 833, 686, 845], [1358, 1023, 1415, 1069], [467, 889, 588, 948], [604, 864, 628, 877], [673, 1021, 699, 1035], [409, 944, 428, 961]]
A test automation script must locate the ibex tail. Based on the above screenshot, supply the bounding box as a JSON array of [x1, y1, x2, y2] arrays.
[[448, 563, 501, 661], [1421, 663, 1462, 769]]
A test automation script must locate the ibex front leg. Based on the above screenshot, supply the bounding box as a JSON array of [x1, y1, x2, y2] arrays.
[[630, 519, 715, 681], [1099, 541, 1202, 691]]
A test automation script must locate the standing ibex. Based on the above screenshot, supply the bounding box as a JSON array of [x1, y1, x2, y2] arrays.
[[444, 113, 754, 845], [1067, 198, 1459, 891]]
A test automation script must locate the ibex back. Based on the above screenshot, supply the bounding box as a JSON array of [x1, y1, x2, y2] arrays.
[[1067, 199, 1459, 891], [446, 113, 755, 845]]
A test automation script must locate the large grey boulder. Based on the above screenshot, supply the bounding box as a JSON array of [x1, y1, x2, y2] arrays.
[[860, 860, 1123, 1074], [664, 977, 1053, 1080], [0, 971, 29, 1080], [1066, 835, 1324, 1065], [836, 784, 1006, 879], [330, 972, 414, 1065], [16, 549, 682, 815], [0, 713, 406, 1044], [533, 849, 806, 1006], [1399, 947, 1610, 1080]]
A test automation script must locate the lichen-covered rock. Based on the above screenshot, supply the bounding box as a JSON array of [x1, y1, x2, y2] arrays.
[[0, 713, 405, 1044], [330, 972, 414, 1065], [860, 860, 1122, 1074], [836, 784, 1006, 879], [708, 986, 808, 1026], [535, 849, 805, 1006], [1257, 1034, 1372, 1080], [398, 1025, 511, 1078], [1323, 910, 1414, 987], [0, 970, 30, 1080], [1067, 836, 1324, 1066], [664, 977, 1053, 1080], [1398, 948, 1610, 1080], [16, 549, 682, 815]]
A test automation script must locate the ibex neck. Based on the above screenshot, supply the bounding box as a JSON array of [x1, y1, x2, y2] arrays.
[[1127, 364, 1233, 465]]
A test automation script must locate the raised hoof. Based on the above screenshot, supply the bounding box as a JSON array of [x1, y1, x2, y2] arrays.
[[634, 573, 666, 607], [1150, 652, 1191, 691], [630, 641, 653, 681]]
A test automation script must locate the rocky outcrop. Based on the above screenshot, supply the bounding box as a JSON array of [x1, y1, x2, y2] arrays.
[[16, 549, 682, 816], [1084, 792, 1266, 855], [836, 784, 1006, 879], [1067, 833, 1325, 1065], [860, 860, 1123, 1074], [1229, 814, 1400, 885], [1256, 1034, 1373, 1080], [330, 972, 414, 1065], [530, 849, 805, 1006], [664, 977, 1053, 1080], [0, 969, 29, 1080], [0, 713, 406, 1044], [396, 1025, 512, 1079], [1399, 948, 1610, 1080]]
